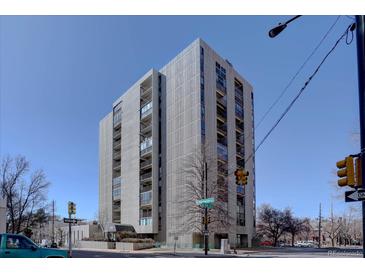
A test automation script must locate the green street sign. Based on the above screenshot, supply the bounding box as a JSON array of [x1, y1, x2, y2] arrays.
[[196, 198, 215, 208]]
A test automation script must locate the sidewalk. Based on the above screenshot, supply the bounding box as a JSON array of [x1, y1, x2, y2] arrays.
[[69, 246, 232, 255]]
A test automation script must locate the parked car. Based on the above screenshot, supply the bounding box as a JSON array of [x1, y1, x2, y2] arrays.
[[0, 233, 68, 258], [40, 239, 49, 248], [259, 241, 273, 246], [295, 241, 317, 248]]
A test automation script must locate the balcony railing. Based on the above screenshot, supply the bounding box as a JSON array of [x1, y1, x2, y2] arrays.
[[113, 177, 121, 188], [140, 172, 152, 181], [141, 184, 152, 193], [113, 164, 121, 171], [113, 112, 122, 125], [140, 86, 152, 96], [141, 101, 153, 119], [140, 159, 152, 169], [140, 191, 152, 206], [216, 82, 226, 94], [113, 130, 121, 140], [112, 188, 121, 200], [217, 109, 227, 121], [113, 152, 121, 160], [140, 138, 152, 155], [113, 142, 121, 150], [139, 217, 152, 226], [217, 95, 227, 108]]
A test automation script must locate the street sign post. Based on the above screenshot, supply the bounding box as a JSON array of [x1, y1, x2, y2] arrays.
[[345, 189, 365, 202], [63, 218, 78, 224], [66, 201, 76, 258]]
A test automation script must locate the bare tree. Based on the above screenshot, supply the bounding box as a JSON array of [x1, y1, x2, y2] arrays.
[[0, 155, 50, 233], [324, 204, 342, 247], [256, 204, 291, 247], [285, 211, 310, 247], [177, 143, 234, 241]]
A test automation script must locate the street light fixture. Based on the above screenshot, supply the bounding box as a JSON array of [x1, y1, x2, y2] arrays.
[[268, 15, 302, 38]]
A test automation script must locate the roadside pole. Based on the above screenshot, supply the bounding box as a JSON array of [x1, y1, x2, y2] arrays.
[[355, 15, 365, 259], [318, 203, 321, 249], [68, 212, 72, 258], [52, 200, 55, 245], [204, 162, 208, 256]]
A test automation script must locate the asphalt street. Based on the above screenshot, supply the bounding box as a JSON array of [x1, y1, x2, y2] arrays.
[[70, 247, 363, 258]]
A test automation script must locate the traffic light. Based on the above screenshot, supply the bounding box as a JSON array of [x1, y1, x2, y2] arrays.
[[202, 216, 211, 225], [235, 169, 249, 185], [336, 156, 355, 187], [68, 201, 76, 215], [355, 157, 362, 188]]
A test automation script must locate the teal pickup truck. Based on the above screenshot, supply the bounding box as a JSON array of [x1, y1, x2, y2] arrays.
[[0, 233, 68, 258]]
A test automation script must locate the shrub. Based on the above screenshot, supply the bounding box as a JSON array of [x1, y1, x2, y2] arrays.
[[115, 231, 137, 242]]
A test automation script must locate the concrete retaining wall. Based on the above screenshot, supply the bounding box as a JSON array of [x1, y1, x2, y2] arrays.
[[78, 241, 115, 249], [116, 242, 153, 251]]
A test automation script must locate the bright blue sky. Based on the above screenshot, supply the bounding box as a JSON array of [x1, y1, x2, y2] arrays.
[[0, 16, 360, 220]]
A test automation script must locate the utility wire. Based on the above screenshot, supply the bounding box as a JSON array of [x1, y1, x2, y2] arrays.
[[244, 22, 355, 165], [255, 15, 341, 130]]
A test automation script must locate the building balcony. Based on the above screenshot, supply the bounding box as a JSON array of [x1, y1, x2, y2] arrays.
[[141, 101, 153, 119], [216, 82, 226, 96], [112, 188, 121, 201], [217, 107, 227, 120], [140, 171, 152, 182], [112, 176, 121, 188], [140, 86, 152, 98], [140, 138, 152, 155], [113, 152, 121, 160], [140, 146, 152, 156], [217, 123, 227, 136], [140, 190, 152, 206], [113, 116, 122, 126], [140, 158, 152, 169], [113, 142, 121, 150], [113, 164, 121, 171], [217, 137, 227, 147], [112, 204, 121, 211], [113, 130, 121, 140], [217, 96, 227, 109], [236, 122, 244, 132], [140, 123, 152, 135], [139, 217, 152, 226], [141, 184, 152, 193]]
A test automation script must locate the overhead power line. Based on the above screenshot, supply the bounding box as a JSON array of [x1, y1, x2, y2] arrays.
[[245, 22, 356, 165], [255, 15, 341, 130]]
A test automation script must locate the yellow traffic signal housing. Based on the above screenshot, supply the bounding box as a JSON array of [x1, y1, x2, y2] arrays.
[[68, 201, 76, 215], [235, 169, 249, 185], [336, 156, 355, 187], [355, 157, 362, 187], [242, 170, 249, 185]]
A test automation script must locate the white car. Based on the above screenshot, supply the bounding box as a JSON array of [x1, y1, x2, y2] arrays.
[[295, 241, 316, 248], [40, 239, 49, 248]]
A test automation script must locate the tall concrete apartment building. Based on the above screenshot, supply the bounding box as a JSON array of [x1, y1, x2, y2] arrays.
[[99, 38, 255, 248]]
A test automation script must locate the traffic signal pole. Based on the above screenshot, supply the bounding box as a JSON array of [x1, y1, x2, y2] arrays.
[[204, 162, 208, 256], [68, 211, 72, 258], [355, 15, 365, 258]]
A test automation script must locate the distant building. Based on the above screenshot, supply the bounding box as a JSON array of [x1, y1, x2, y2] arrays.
[[99, 38, 256, 248], [0, 198, 6, 233], [60, 222, 100, 247]]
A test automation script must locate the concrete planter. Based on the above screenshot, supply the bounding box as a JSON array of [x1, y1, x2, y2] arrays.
[[78, 240, 116, 249], [116, 242, 154, 251]]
